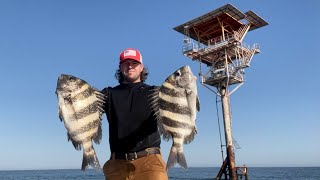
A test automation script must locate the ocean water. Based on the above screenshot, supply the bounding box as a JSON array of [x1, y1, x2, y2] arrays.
[[0, 167, 319, 180]]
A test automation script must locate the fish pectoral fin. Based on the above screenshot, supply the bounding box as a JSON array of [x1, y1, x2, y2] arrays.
[[58, 106, 63, 122], [67, 133, 82, 151], [93, 121, 102, 144], [196, 95, 200, 112]]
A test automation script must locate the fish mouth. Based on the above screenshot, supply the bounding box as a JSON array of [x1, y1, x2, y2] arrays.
[[184, 65, 191, 71], [181, 65, 191, 73], [58, 74, 69, 80], [56, 74, 70, 93]]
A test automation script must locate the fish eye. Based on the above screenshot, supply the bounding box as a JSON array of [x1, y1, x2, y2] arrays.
[[175, 71, 181, 77]]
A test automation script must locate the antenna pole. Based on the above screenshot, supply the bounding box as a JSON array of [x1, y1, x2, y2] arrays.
[[220, 82, 236, 179]]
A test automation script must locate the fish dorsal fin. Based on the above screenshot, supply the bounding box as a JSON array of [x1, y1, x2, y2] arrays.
[[149, 86, 160, 117], [92, 88, 106, 145], [149, 86, 171, 141], [93, 88, 106, 113]]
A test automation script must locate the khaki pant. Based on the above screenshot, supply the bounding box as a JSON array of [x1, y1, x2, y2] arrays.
[[103, 154, 168, 180]]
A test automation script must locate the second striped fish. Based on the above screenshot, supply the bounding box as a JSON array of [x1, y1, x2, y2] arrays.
[[151, 65, 200, 170]]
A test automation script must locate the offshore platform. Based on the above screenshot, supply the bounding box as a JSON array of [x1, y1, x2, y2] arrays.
[[173, 4, 268, 180]]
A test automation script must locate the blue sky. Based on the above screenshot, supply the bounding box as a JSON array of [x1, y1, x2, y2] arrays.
[[0, 0, 319, 170]]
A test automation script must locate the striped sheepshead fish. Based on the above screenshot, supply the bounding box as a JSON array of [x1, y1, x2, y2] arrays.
[[55, 74, 105, 170], [151, 65, 200, 170]]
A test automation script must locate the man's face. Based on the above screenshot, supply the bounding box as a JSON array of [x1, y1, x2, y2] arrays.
[[120, 59, 144, 83]]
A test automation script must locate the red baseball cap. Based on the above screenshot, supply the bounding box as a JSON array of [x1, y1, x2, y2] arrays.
[[119, 48, 143, 64]]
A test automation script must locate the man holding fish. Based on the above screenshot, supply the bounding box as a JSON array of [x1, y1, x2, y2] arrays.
[[101, 48, 169, 180], [101, 47, 199, 180]]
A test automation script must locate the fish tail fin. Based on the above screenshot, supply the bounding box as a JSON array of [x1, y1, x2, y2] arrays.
[[81, 147, 101, 171], [166, 145, 187, 170], [166, 146, 177, 170], [177, 150, 187, 169]]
